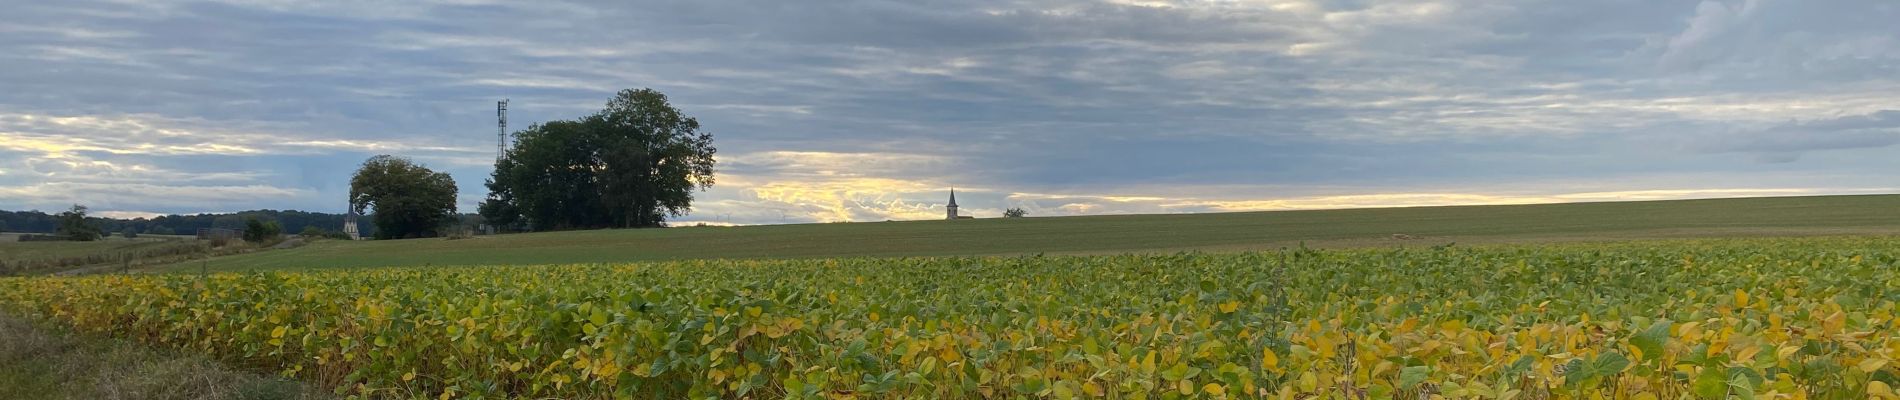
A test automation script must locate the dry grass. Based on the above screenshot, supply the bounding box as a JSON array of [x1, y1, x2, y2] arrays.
[[0, 313, 330, 400]]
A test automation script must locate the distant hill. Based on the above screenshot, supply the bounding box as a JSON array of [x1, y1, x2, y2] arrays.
[[0, 209, 372, 236], [170, 194, 1900, 271]]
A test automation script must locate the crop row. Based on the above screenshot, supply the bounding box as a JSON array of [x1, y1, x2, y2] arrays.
[[0, 238, 1896, 399]]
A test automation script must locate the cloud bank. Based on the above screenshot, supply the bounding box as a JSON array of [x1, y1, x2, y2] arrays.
[[1, 0, 1896, 224]]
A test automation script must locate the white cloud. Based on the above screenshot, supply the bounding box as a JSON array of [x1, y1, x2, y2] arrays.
[[1660, 0, 1763, 70], [93, 210, 163, 219], [0, 182, 313, 211], [1002, 187, 1898, 217], [0, 112, 486, 158]]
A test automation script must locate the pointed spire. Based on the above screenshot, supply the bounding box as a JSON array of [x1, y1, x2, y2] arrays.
[[948, 188, 958, 207]]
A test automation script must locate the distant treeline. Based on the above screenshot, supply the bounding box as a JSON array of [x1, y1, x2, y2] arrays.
[[0, 209, 376, 236]]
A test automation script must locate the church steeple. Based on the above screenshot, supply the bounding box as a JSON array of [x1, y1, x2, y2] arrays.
[[946, 189, 959, 220]]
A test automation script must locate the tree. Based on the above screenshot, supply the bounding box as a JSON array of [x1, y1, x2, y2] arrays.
[[350, 155, 458, 239], [242, 218, 283, 243], [211, 215, 245, 230], [482, 88, 717, 231], [121, 227, 139, 239], [1005, 208, 1029, 218], [56, 205, 102, 241], [146, 225, 174, 235]]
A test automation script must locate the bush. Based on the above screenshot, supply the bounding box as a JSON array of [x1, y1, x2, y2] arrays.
[[57, 205, 102, 241], [17, 234, 67, 242], [121, 227, 138, 239], [300, 226, 327, 238], [1004, 207, 1028, 218], [242, 218, 283, 243]]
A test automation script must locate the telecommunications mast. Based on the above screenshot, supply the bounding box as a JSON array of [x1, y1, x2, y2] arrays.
[[496, 99, 509, 161]]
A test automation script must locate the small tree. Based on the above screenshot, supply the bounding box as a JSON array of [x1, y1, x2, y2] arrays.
[[146, 225, 174, 235], [1004, 207, 1028, 218], [242, 218, 283, 243], [56, 205, 103, 241], [351, 155, 459, 239], [121, 227, 139, 239]]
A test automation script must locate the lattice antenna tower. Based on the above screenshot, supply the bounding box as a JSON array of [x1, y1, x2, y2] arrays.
[[497, 99, 510, 161]]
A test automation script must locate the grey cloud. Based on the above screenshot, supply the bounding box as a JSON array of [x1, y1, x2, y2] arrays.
[[1693, 110, 1900, 159], [1651, 0, 1900, 81]]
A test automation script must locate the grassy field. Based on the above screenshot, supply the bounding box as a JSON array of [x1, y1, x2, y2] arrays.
[[170, 194, 1900, 271], [0, 234, 216, 276], [0, 313, 327, 400], [0, 234, 187, 263]]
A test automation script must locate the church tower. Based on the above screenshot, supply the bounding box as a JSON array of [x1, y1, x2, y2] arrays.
[[343, 211, 362, 240], [945, 189, 959, 220]]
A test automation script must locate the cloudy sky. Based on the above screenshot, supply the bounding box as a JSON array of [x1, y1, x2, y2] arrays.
[[2, 0, 1897, 224]]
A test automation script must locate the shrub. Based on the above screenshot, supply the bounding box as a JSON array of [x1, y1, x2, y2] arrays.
[[242, 218, 283, 243], [299, 226, 327, 238], [56, 205, 102, 241]]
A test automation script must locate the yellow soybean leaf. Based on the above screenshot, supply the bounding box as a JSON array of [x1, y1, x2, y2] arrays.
[[270, 325, 287, 339], [403, 370, 417, 382], [1219, 301, 1240, 314], [1261, 348, 1280, 372], [1440, 320, 1465, 332], [1860, 358, 1890, 373], [1824, 311, 1846, 333], [745, 306, 762, 318], [780, 317, 803, 331], [1871, 381, 1895, 398], [1203, 383, 1224, 395]]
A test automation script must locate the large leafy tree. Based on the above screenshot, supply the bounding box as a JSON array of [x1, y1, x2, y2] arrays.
[[350, 155, 458, 239], [482, 88, 716, 231]]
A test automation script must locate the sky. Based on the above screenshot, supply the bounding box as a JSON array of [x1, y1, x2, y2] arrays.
[[2, 0, 1897, 224]]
